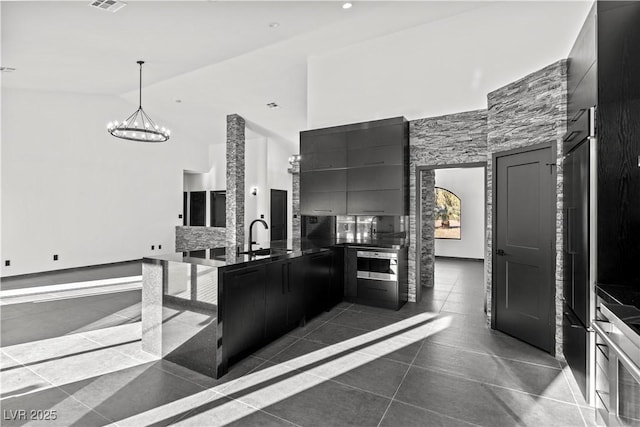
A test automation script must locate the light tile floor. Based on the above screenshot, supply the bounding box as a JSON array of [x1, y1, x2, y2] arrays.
[[0, 259, 600, 426]]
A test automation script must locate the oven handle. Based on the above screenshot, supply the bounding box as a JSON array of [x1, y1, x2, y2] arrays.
[[592, 321, 640, 383]]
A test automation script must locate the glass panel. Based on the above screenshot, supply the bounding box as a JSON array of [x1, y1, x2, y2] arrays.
[[435, 187, 461, 240], [619, 360, 640, 425]]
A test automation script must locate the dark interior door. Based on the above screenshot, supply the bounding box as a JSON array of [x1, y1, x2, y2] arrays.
[[189, 191, 206, 226], [210, 191, 226, 228], [270, 189, 287, 241], [495, 147, 554, 353]]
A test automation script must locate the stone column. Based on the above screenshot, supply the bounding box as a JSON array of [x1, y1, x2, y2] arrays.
[[226, 114, 245, 259], [288, 157, 301, 251], [420, 169, 436, 292]]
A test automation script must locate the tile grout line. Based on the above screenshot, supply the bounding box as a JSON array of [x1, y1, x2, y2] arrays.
[[408, 361, 590, 408], [375, 334, 427, 427], [0, 349, 115, 425], [423, 338, 564, 370], [559, 362, 590, 426]]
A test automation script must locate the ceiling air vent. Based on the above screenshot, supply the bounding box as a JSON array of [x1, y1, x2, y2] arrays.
[[266, 102, 280, 109], [89, 0, 127, 13]]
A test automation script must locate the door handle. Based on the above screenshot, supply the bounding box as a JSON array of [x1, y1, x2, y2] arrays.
[[496, 249, 506, 256]]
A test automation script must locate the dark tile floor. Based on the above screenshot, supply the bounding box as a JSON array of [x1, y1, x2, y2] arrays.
[[0, 258, 599, 426]]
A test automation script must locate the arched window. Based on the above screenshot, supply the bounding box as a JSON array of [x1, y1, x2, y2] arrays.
[[434, 187, 461, 240]]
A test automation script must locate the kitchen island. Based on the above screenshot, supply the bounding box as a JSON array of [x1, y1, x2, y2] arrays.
[[141, 242, 341, 378]]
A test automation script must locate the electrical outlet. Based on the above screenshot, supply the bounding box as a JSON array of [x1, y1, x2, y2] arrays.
[[151, 245, 155, 250], [260, 214, 264, 219], [53, 254, 58, 261], [179, 214, 183, 219], [4, 260, 10, 267]]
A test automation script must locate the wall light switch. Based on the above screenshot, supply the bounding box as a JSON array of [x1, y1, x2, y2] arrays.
[[159, 245, 162, 250], [151, 245, 155, 250], [4, 260, 10, 267], [53, 254, 58, 261]]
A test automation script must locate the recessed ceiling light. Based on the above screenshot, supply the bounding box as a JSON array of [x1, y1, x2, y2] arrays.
[[0, 67, 16, 73], [269, 22, 280, 29], [267, 102, 280, 109], [342, 2, 353, 9]]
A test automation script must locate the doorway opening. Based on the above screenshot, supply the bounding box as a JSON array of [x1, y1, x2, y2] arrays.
[[415, 163, 486, 304]]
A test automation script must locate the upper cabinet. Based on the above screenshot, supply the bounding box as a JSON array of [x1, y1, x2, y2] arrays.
[[595, 1, 640, 287], [299, 117, 409, 216], [566, 1, 640, 288]]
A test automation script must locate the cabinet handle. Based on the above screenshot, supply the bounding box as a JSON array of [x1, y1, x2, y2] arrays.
[[563, 130, 580, 143], [281, 264, 286, 294], [364, 161, 385, 166], [363, 210, 384, 213], [314, 209, 332, 212], [571, 109, 586, 122], [287, 264, 291, 293]]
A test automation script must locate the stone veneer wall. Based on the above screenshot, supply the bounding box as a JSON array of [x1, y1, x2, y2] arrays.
[[175, 226, 226, 252], [408, 110, 488, 301], [288, 158, 301, 251], [486, 60, 567, 356], [226, 114, 245, 258]]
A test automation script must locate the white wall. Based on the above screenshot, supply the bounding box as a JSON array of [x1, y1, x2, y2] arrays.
[[245, 135, 294, 245], [307, 1, 592, 128], [434, 168, 485, 259], [245, 137, 269, 244], [1, 88, 211, 277]]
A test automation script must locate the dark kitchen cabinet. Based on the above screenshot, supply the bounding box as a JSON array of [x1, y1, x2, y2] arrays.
[[222, 264, 266, 364], [347, 165, 403, 192], [596, 1, 640, 288], [265, 257, 306, 340], [305, 251, 332, 318], [345, 123, 405, 149], [300, 131, 347, 171], [347, 189, 404, 215], [347, 145, 403, 168], [300, 191, 346, 216], [299, 117, 408, 216], [329, 247, 344, 307], [300, 170, 347, 193]]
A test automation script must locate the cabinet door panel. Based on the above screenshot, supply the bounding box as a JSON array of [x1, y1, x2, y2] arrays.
[[301, 170, 347, 193], [265, 261, 288, 339], [301, 191, 346, 215], [224, 265, 266, 362], [288, 258, 306, 327], [305, 252, 331, 318], [347, 145, 403, 168], [347, 189, 404, 215], [346, 123, 405, 149], [301, 131, 347, 153], [347, 166, 403, 191], [311, 150, 347, 170], [357, 278, 397, 303]]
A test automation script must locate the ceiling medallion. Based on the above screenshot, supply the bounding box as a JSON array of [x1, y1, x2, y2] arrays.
[[107, 61, 170, 142]]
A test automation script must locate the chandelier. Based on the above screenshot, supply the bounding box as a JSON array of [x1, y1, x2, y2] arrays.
[[107, 61, 170, 142]]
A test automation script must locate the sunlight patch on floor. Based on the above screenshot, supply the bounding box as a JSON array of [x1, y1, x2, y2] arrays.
[[113, 313, 453, 426]]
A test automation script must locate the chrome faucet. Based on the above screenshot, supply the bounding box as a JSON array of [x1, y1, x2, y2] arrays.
[[248, 219, 269, 255]]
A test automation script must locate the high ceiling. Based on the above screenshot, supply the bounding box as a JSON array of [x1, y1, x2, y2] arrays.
[[1, 1, 591, 150]]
